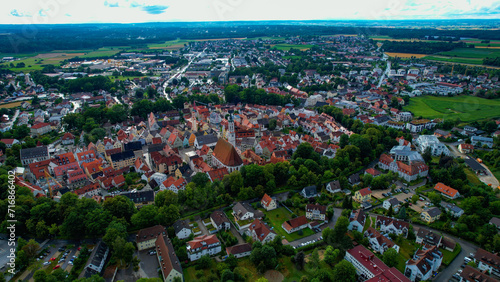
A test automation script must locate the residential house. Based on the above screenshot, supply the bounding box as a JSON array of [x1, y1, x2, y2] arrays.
[[404, 245, 443, 282], [345, 245, 410, 282], [383, 198, 401, 211], [475, 248, 500, 276], [248, 219, 276, 244], [415, 228, 442, 247], [187, 235, 221, 261], [173, 220, 192, 240], [458, 143, 474, 154], [110, 150, 136, 170], [31, 122, 52, 136], [489, 217, 500, 230], [354, 187, 372, 203], [300, 185, 318, 198], [210, 210, 230, 231], [226, 243, 252, 258], [348, 209, 366, 232], [305, 204, 327, 221], [282, 216, 309, 234], [161, 176, 187, 193], [121, 190, 154, 207], [460, 266, 497, 282], [441, 202, 464, 218], [376, 216, 410, 238], [471, 136, 494, 148], [421, 207, 442, 223], [261, 193, 277, 211], [434, 183, 460, 199], [364, 227, 400, 254], [136, 225, 167, 251], [155, 235, 183, 282], [326, 180, 342, 193], [0, 138, 20, 148]]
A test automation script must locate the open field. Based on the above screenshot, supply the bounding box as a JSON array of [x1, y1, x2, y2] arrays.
[[404, 96, 500, 122], [438, 48, 500, 59], [148, 39, 192, 50], [385, 52, 428, 58], [268, 44, 313, 51], [424, 55, 484, 65], [0, 101, 27, 108]]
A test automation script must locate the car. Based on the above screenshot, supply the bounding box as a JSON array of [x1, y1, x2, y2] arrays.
[[43, 262, 50, 266], [50, 258, 56, 261], [0, 237, 5, 240], [461, 264, 466, 268], [53, 265, 60, 270], [458, 269, 463, 274], [453, 274, 461, 279], [470, 253, 475, 258], [77, 247, 81, 251], [73, 255, 78, 259], [409, 203, 412, 206]]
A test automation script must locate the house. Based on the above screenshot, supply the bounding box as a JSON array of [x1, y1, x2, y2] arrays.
[[20, 146, 50, 165], [194, 134, 218, 149], [282, 215, 309, 234], [86, 241, 109, 275], [345, 245, 410, 282], [161, 176, 187, 193], [136, 225, 167, 251], [383, 198, 401, 211], [376, 216, 410, 238], [441, 202, 464, 218], [248, 219, 276, 244], [365, 168, 381, 177], [305, 204, 327, 221], [415, 228, 442, 247], [364, 227, 400, 254], [61, 133, 75, 145], [232, 202, 254, 222], [30, 122, 52, 136], [489, 217, 500, 230], [110, 150, 136, 170], [349, 173, 361, 185], [326, 180, 342, 193], [348, 209, 366, 232], [0, 138, 20, 148], [404, 245, 443, 282], [471, 136, 494, 148], [300, 185, 318, 198], [226, 243, 252, 258], [210, 210, 230, 231], [414, 135, 450, 156], [475, 248, 500, 276], [458, 143, 474, 154], [155, 234, 183, 282], [173, 219, 192, 240], [261, 193, 277, 211], [433, 183, 460, 199], [354, 187, 372, 203], [187, 235, 221, 261], [421, 207, 442, 223], [460, 266, 497, 282], [121, 190, 155, 207]]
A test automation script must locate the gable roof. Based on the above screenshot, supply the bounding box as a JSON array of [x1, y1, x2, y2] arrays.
[[434, 182, 459, 198], [306, 204, 326, 214], [226, 243, 252, 256], [282, 215, 308, 231], [357, 187, 372, 197], [212, 138, 243, 167], [261, 193, 274, 208], [210, 210, 230, 227], [249, 219, 275, 242], [137, 225, 166, 243]]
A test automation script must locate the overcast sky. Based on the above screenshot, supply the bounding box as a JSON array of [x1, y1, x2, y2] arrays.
[[2, 0, 500, 24]]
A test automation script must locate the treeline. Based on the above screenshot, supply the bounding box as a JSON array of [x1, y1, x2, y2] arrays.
[[224, 85, 297, 106], [382, 41, 467, 54], [31, 71, 116, 93], [483, 57, 500, 67]]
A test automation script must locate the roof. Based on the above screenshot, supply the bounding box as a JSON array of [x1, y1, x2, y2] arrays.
[[434, 183, 459, 198], [249, 219, 275, 242], [212, 138, 243, 167], [376, 215, 409, 231], [207, 167, 229, 182], [327, 180, 341, 191], [350, 209, 366, 224], [31, 122, 51, 129], [110, 150, 135, 162], [357, 187, 372, 196], [365, 168, 381, 176], [460, 266, 497, 282], [20, 146, 49, 160], [172, 219, 190, 234], [196, 134, 218, 146], [464, 158, 486, 172], [155, 235, 182, 277], [475, 248, 500, 268], [425, 207, 442, 217], [137, 225, 166, 244], [490, 217, 500, 228], [261, 193, 274, 208], [282, 215, 308, 231], [210, 210, 230, 227], [226, 243, 252, 256], [347, 245, 409, 281], [301, 185, 317, 197], [187, 234, 220, 249], [121, 190, 154, 203], [306, 204, 326, 214], [386, 197, 400, 206]]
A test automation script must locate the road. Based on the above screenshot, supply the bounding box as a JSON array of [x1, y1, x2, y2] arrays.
[[377, 57, 391, 88], [162, 48, 207, 102], [288, 208, 342, 248]]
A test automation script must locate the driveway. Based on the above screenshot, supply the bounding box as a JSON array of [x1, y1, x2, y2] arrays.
[[288, 208, 342, 248], [196, 219, 209, 236]]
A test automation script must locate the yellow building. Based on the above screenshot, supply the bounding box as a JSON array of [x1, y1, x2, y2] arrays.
[[136, 225, 166, 251], [421, 207, 442, 223], [354, 187, 372, 203]]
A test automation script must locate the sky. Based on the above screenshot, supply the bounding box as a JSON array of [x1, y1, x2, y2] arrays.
[[2, 0, 500, 24]]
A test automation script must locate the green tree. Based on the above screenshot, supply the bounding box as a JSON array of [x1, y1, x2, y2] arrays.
[[113, 237, 135, 265], [382, 248, 398, 267], [323, 246, 340, 265], [332, 260, 356, 282]]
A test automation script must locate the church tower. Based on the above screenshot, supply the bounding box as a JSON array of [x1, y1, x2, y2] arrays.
[[228, 114, 235, 147]]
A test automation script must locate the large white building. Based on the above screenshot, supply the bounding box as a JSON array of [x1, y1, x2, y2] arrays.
[[186, 235, 221, 261], [404, 245, 443, 281], [414, 135, 450, 156]]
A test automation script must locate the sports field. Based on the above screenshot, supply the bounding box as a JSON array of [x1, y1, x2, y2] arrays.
[[404, 96, 500, 122]]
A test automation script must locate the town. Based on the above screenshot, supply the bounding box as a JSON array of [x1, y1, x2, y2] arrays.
[[0, 33, 499, 282]]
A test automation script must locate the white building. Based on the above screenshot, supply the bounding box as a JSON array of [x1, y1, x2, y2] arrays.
[[414, 135, 450, 156], [187, 235, 221, 261]]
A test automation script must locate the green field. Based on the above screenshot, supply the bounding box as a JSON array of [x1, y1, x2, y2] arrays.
[[147, 39, 192, 50], [262, 207, 315, 242], [438, 48, 500, 59], [404, 96, 500, 122], [268, 44, 313, 51], [424, 56, 484, 65]]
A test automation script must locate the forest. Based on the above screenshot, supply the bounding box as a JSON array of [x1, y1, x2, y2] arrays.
[[382, 41, 467, 54]]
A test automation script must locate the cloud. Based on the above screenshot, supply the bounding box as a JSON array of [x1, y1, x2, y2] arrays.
[[10, 9, 31, 17], [141, 5, 168, 14], [38, 9, 48, 17], [104, 1, 120, 7]]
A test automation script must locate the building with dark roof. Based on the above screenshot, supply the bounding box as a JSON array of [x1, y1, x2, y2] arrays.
[[460, 266, 497, 282], [121, 190, 154, 207], [136, 225, 167, 251], [20, 146, 49, 165], [194, 134, 219, 149], [173, 219, 192, 240], [404, 245, 442, 281], [226, 243, 252, 258], [475, 248, 500, 276], [110, 150, 136, 169], [300, 185, 318, 198], [86, 241, 109, 275], [155, 235, 183, 281], [210, 210, 230, 231], [415, 227, 442, 247]]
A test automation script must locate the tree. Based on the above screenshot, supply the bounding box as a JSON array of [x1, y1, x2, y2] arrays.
[[131, 205, 158, 229], [268, 119, 277, 131], [423, 147, 432, 163], [309, 249, 320, 270], [382, 248, 398, 267], [197, 255, 212, 269], [323, 246, 340, 265], [294, 251, 305, 270], [192, 172, 210, 188], [103, 195, 136, 222], [398, 206, 407, 220], [387, 205, 394, 217], [333, 216, 349, 241], [22, 239, 40, 259], [221, 269, 234, 282], [113, 237, 135, 265], [332, 260, 356, 282], [156, 204, 180, 226], [103, 220, 128, 246], [411, 194, 419, 204], [427, 191, 441, 206]]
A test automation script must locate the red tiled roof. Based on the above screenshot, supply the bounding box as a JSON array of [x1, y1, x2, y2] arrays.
[[31, 122, 51, 129], [434, 182, 458, 198], [212, 138, 243, 167], [261, 193, 274, 208], [358, 187, 372, 196], [188, 234, 220, 249], [282, 215, 308, 231]]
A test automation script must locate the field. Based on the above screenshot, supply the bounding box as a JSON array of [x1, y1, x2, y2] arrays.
[[438, 48, 500, 59], [0, 101, 25, 108], [267, 44, 313, 51], [385, 52, 428, 58], [262, 207, 315, 242], [423, 55, 484, 65], [147, 39, 192, 50], [404, 96, 500, 122]]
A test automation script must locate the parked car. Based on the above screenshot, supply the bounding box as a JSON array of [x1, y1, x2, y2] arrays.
[[53, 265, 60, 270], [43, 262, 50, 266], [49, 258, 56, 261]]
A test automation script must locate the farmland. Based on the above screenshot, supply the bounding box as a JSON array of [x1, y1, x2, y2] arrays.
[[404, 95, 500, 122], [147, 39, 192, 50], [437, 48, 500, 59], [385, 52, 428, 58], [0, 101, 27, 109]]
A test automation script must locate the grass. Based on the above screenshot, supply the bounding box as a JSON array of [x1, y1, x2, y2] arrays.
[[148, 39, 192, 50], [404, 96, 500, 122], [263, 207, 315, 242], [385, 52, 428, 58], [393, 237, 420, 273], [268, 44, 313, 51], [0, 101, 25, 108], [441, 243, 461, 266], [464, 168, 483, 185], [424, 55, 484, 65], [363, 216, 373, 232], [438, 48, 500, 59]]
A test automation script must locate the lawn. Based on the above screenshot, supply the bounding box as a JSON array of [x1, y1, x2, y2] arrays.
[[464, 168, 483, 185], [441, 243, 461, 266], [363, 216, 373, 232], [393, 237, 420, 273], [404, 96, 500, 122], [268, 44, 313, 51], [262, 207, 315, 242], [148, 39, 192, 50]]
